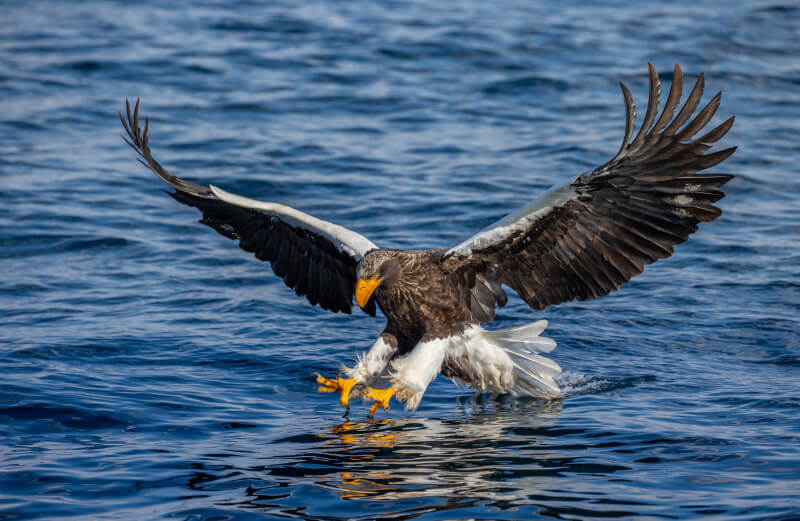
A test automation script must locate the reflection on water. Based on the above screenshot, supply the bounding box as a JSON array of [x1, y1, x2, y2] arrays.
[[325, 401, 563, 502], [247, 399, 571, 518], [167, 383, 798, 521]]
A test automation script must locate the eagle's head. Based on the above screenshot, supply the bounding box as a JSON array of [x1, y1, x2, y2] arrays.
[[355, 250, 401, 309]]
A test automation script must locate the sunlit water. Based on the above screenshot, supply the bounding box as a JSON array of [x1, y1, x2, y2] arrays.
[[1, 1, 799, 519]]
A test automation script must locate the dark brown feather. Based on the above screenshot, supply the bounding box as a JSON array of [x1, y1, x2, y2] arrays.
[[449, 64, 735, 312]]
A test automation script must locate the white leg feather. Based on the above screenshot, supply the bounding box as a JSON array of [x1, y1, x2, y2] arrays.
[[344, 335, 395, 385], [389, 338, 449, 411]]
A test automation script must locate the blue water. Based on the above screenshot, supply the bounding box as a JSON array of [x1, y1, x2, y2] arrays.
[[2, 1, 799, 519]]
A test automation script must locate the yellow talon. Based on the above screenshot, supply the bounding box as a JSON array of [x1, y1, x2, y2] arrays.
[[315, 373, 358, 407], [365, 387, 396, 416]]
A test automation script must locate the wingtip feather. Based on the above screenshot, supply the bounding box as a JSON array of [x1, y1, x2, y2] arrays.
[[631, 62, 661, 147], [614, 80, 636, 160]]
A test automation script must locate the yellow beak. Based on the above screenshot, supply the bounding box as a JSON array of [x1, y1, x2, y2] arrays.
[[355, 276, 382, 308]]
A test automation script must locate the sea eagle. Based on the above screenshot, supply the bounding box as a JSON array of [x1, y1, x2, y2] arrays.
[[120, 63, 735, 415]]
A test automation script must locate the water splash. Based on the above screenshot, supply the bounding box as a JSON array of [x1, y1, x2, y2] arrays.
[[556, 372, 656, 396]]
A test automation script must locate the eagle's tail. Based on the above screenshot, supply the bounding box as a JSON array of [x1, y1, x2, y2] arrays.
[[483, 320, 562, 399]]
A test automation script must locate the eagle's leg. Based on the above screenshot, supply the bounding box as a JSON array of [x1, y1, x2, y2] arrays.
[[384, 336, 448, 412], [365, 386, 395, 416], [317, 332, 398, 413]]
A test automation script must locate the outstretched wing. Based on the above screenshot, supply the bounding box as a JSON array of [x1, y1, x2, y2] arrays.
[[120, 99, 379, 315], [446, 63, 736, 311]]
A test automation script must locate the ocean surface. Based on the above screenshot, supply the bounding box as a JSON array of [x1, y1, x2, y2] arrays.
[[1, 1, 799, 520]]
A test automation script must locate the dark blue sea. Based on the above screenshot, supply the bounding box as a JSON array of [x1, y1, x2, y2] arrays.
[[2, 1, 799, 519]]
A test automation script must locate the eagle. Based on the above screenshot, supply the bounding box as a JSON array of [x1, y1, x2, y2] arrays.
[[120, 63, 735, 416]]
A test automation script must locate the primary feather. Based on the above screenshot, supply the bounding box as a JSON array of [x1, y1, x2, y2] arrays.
[[446, 62, 734, 311]]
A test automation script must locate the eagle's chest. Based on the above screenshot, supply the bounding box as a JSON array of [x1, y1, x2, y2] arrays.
[[377, 269, 472, 340]]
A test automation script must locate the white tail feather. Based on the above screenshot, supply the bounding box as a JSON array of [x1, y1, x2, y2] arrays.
[[487, 319, 549, 339], [503, 350, 561, 377], [491, 336, 557, 354], [483, 320, 562, 398]]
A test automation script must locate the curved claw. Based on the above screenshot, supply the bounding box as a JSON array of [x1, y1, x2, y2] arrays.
[[365, 387, 396, 417], [315, 373, 359, 407]]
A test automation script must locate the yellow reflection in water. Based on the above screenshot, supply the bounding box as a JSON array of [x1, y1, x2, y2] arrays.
[[320, 398, 564, 503]]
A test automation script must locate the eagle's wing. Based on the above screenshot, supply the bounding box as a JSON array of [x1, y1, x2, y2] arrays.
[[120, 99, 379, 315], [445, 63, 735, 312]]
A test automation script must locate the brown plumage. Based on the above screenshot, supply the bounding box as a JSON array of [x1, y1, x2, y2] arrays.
[[358, 249, 489, 353], [120, 63, 735, 412]]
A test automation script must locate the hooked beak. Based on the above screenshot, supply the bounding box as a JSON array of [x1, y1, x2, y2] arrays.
[[355, 276, 382, 308]]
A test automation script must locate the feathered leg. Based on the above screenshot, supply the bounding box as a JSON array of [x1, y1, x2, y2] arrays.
[[384, 336, 449, 413], [317, 333, 397, 414]]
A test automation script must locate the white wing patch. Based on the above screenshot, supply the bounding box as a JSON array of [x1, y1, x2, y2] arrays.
[[446, 183, 577, 258], [209, 185, 378, 260]]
